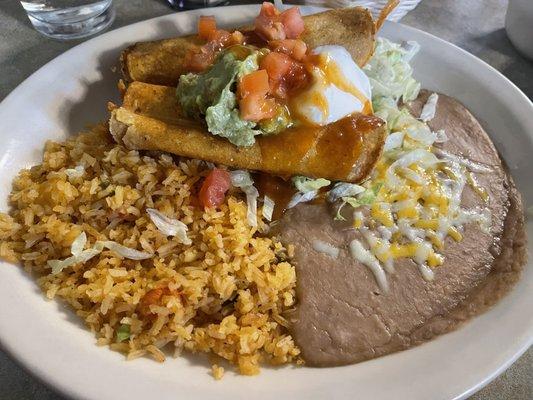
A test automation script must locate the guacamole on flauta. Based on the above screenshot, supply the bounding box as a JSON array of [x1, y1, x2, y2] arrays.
[[176, 47, 290, 147]]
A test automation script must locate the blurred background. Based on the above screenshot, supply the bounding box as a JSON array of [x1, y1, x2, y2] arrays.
[[0, 0, 531, 399]]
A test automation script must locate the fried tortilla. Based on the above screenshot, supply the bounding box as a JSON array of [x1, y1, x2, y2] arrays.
[[109, 82, 386, 182], [121, 7, 376, 86], [274, 91, 526, 366]]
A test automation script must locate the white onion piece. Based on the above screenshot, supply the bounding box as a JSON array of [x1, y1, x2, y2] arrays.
[[312, 240, 340, 258], [419, 92, 439, 122], [146, 208, 191, 245], [349, 239, 388, 292], [287, 190, 317, 209], [262, 195, 275, 222]]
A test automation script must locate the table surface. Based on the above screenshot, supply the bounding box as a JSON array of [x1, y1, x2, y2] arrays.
[[0, 0, 531, 399]]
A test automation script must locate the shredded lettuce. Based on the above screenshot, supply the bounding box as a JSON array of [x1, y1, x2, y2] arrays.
[[47, 232, 153, 275], [341, 183, 382, 209], [230, 170, 259, 227], [359, 183, 383, 204], [333, 202, 348, 222], [327, 182, 365, 203], [333, 182, 382, 220], [48, 232, 101, 275], [287, 190, 318, 209], [363, 38, 421, 103], [243, 186, 259, 227], [292, 176, 331, 193], [419, 92, 439, 122], [99, 241, 152, 260], [364, 40, 446, 157], [286, 176, 331, 209], [146, 208, 191, 245], [262, 195, 275, 222], [70, 231, 87, 257], [383, 131, 404, 151]]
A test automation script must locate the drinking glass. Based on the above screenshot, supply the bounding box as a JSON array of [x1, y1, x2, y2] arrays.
[[20, 0, 115, 40]]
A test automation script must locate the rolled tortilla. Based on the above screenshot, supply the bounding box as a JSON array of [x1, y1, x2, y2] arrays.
[[121, 7, 376, 86], [109, 82, 386, 182]]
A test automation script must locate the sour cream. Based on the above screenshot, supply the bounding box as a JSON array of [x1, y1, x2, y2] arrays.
[[291, 45, 372, 126]]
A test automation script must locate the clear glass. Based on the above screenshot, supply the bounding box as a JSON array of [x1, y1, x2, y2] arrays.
[[20, 0, 115, 40]]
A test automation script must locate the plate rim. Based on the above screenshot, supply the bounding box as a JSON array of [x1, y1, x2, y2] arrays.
[[0, 4, 531, 400]]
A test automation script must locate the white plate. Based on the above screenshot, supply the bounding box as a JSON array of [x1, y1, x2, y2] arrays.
[[0, 5, 531, 400]]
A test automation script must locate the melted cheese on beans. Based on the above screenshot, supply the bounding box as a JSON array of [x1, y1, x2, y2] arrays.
[[350, 110, 491, 288]]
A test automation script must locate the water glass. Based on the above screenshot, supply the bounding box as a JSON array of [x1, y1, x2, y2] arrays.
[[20, 0, 115, 40]]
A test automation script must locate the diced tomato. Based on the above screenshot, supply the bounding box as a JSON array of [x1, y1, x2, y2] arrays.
[[189, 15, 241, 71], [254, 2, 286, 41], [198, 16, 217, 41], [199, 169, 231, 208], [260, 52, 293, 81], [198, 16, 232, 43], [260, 52, 310, 99], [187, 46, 217, 72], [239, 95, 277, 121], [209, 29, 231, 44], [186, 32, 230, 72], [254, 3, 304, 41], [238, 69, 278, 121], [259, 1, 279, 18], [279, 7, 305, 39], [238, 69, 270, 98], [269, 39, 307, 61]]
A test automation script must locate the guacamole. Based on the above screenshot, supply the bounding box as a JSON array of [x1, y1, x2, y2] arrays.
[[176, 48, 290, 147]]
